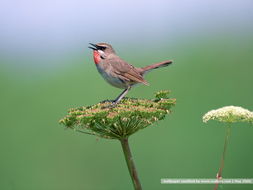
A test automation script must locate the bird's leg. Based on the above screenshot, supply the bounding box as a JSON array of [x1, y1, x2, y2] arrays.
[[113, 87, 131, 104]]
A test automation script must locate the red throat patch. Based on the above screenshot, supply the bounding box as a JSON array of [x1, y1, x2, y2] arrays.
[[93, 51, 100, 64]]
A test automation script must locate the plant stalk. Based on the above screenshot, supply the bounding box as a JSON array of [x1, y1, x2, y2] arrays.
[[214, 125, 231, 190], [120, 138, 142, 190]]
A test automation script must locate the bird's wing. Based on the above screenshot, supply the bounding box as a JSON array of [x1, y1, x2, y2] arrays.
[[110, 58, 149, 85]]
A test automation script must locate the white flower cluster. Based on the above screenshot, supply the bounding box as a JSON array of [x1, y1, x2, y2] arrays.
[[203, 106, 253, 123]]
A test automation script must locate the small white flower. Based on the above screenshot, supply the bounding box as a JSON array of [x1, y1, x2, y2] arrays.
[[203, 106, 253, 123]]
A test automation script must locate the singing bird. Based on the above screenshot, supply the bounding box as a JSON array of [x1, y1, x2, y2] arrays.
[[89, 43, 172, 104]]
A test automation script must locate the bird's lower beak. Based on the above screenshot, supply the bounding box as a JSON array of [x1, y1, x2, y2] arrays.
[[88, 43, 98, 50]]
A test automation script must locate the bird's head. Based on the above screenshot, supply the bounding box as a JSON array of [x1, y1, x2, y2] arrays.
[[89, 43, 115, 64]]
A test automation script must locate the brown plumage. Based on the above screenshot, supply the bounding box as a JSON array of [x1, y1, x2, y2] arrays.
[[89, 42, 172, 104]]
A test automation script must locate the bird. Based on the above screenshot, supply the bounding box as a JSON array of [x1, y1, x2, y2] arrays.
[[89, 42, 172, 104]]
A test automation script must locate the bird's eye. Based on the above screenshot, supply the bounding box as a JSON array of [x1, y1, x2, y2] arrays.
[[100, 46, 106, 50]]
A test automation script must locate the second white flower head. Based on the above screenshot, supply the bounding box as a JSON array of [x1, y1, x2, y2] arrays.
[[203, 106, 253, 123]]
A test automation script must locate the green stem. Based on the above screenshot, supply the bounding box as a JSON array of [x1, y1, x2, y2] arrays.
[[214, 125, 231, 190], [120, 138, 142, 190]]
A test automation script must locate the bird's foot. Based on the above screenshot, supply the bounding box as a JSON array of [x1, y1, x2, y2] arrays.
[[101, 100, 118, 109]]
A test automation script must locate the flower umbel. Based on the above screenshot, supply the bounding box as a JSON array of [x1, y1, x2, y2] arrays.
[[203, 105, 253, 190], [59, 90, 176, 139], [203, 106, 253, 123]]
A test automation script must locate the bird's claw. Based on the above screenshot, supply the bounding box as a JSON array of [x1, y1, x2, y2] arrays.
[[101, 101, 118, 109]]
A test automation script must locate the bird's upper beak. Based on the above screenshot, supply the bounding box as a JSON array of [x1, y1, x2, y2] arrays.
[[88, 43, 98, 50]]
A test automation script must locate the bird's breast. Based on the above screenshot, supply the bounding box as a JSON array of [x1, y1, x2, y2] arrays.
[[96, 63, 128, 89]]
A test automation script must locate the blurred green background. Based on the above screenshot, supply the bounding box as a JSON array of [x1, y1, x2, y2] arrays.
[[1, 0, 253, 189]]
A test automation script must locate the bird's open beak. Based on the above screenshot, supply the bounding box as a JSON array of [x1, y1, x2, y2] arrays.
[[88, 43, 98, 50]]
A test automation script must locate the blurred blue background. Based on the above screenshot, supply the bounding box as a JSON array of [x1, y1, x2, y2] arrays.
[[1, 0, 253, 189]]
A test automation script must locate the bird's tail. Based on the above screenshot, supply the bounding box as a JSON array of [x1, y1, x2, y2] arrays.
[[139, 60, 172, 75]]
